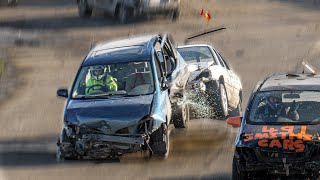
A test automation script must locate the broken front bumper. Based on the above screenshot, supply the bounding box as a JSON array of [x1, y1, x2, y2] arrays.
[[58, 133, 147, 159], [240, 160, 320, 175], [81, 133, 145, 145]]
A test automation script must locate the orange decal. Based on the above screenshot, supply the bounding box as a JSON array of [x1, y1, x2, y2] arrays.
[[294, 140, 305, 152], [283, 139, 295, 151], [244, 134, 254, 142], [258, 139, 268, 147], [279, 132, 290, 139], [254, 133, 269, 140], [262, 126, 278, 134], [269, 139, 282, 148], [280, 126, 294, 133], [245, 125, 312, 152]]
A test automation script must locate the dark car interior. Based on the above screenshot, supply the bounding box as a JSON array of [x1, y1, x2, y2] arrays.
[[73, 62, 154, 97]]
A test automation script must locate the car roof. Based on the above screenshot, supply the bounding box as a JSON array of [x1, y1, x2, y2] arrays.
[[177, 44, 212, 49], [259, 73, 320, 91], [82, 35, 158, 66]]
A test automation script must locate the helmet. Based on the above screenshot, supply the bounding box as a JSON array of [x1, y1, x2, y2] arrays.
[[266, 95, 281, 110], [90, 65, 107, 81]]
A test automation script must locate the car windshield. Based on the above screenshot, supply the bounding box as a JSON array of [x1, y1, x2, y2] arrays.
[[177, 46, 215, 64], [72, 61, 154, 99], [248, 91, 320, 125]]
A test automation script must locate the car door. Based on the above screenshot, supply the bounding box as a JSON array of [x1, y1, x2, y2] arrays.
[[153, 50, 172, 124], [160, 34, 189, 98], [219, 52, 242, 98], [216, 52, 240, 107], [211, 49, 236, 106]]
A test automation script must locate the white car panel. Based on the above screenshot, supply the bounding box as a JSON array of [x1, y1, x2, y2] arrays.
[[177, 44, 243, 110]]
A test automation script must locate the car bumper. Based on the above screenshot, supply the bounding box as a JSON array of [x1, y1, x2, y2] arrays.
[[82, 133, 145, 145], [241, 161, 320, 174], [58, 133, 146, 159]]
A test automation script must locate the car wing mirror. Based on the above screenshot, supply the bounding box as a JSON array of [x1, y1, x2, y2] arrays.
[[166, 57, 176, 77], [227, 116, 242, 127], [57, 89, 68, 98]]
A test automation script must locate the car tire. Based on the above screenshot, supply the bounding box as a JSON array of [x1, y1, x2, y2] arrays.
[[173, 102, 190, 128], [150, 124, 169, 158], [78, 0, 92, 18], [8, 0, 18, 6], [171, 8, 180, 22], [118, 4, 128, 24], [215, 84, 229, 118], [56, 129, 78, 162], [229, 100, 242, 117], [232, 156, 248, 180]]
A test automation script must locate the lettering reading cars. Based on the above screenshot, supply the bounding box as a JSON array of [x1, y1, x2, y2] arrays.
[[244, 126, 312, 152]]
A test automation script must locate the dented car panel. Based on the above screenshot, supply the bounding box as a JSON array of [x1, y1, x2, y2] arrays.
[[57, 34, 188, 159], [64, 95, 154, 134], [177, 44, 242, 111], [232, 74, 320, 178]]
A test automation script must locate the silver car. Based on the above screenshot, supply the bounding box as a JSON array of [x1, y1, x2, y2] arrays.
[[77, 0, 180, 23]]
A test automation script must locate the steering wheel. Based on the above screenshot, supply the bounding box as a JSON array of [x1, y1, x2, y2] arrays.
[[86, 84, 107, 94]]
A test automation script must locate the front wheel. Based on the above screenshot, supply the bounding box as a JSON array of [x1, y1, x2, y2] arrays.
[[56, 129, 78, 163], [232, 156, 248, 180], [150, 124, 170, 158], [78, 0, 92, 18], [118, 5, 129, 24], [173, 103, 190, 128], [214, 84, 229, 118], [171, 9, 180, 21]]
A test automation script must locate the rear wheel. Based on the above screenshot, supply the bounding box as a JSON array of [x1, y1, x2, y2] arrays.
[[150, 124, 169, 158], [8, 0, 18, 6], [118, 4, 129, 24], [214, 84, 229, 118], [173, 103, 190, 128], [78, 0, 92, 18], [171, 8, 180, 21]]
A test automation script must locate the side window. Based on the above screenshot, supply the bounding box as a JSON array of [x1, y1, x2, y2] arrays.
[[163, 44, 176, 74], [155, 42, 165, 70], [214, 49, 225, 68], [218, 52, 231, 70], [154, 52, 163, 83]]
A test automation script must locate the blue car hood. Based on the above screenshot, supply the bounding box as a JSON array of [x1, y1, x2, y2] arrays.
[[65, 94, 154, 131]]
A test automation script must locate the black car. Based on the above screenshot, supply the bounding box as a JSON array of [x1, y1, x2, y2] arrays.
[[228, 72, 320, 179], [56, 34, 189, 160]]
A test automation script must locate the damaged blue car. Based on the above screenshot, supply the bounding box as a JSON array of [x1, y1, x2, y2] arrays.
[[56, 34, 190, 160]]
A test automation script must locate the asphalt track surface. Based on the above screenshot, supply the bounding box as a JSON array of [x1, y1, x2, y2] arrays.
[[0, 0, 320, 179]]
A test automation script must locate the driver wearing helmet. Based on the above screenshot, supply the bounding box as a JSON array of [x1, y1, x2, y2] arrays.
[[85, 65, 118, 94], [255, 94, 299, 121]]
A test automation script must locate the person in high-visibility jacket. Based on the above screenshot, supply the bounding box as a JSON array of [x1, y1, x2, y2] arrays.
[[86, 65, 118, 94]]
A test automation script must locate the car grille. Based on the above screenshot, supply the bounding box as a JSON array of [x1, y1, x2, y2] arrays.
[[256, 148, 306, 162]]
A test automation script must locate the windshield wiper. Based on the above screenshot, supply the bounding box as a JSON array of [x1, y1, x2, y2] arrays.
[[75, 91, 127, 99]]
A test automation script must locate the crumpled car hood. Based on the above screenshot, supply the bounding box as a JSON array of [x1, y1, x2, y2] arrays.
[[187, 62, 213, 81], [65, 94, 153, 132]]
